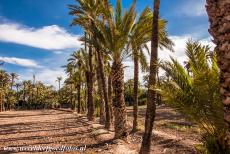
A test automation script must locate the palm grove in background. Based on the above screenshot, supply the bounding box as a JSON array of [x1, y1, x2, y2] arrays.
[[0, 0, 229, 153]]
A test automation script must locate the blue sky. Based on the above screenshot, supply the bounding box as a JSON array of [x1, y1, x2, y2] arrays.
[[0, 0, 212, 88]]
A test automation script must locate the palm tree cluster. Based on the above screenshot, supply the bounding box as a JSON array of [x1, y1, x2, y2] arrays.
[[0, 70, 58, 111], [67, 0, 173, 140]]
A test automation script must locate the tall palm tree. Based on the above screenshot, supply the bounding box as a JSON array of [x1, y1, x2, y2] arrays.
[[69, 0, 111, 127], [56, 76, 62, 107], [70, 0, 138, 138], [140, 0, 160, 153], [129, 7, 173, 132], [10, 73, 18, 90], [206, 0, 230, 146], [90, 0, 137, 138], [15, 83, 21, 103], [68, 49, 87, 114], [64, 63, 75, 109], [56, 77, 62, 92]]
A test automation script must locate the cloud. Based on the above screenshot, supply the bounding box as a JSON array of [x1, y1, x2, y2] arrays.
[[0, 56, 41, 68], [0, 22, 82, 50], [19, 68, 67, 89], [177, 0, 207, 17]]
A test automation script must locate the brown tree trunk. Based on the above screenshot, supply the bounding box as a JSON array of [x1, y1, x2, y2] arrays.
[[77, 80, 81, 113], [206, 0, 230, 147], [87, 43, 95, 121], [108, 70, 114, 125], [139, 0, 160, 153], [96, 59, 105, 124], [132, 53, 139, 132], [111, 60, 128, 139], [97, 50, 111, 129]]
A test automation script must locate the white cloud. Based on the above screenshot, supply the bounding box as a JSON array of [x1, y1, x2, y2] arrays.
[[177, 0, 207, 17], [19, 68, 67, 89], [0, 56, 41, 68], [0, 23, 82, 50]]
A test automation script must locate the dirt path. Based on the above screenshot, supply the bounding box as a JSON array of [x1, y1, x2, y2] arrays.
[[0, 107, 200, 153]]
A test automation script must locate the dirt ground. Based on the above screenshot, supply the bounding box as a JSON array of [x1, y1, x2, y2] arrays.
[[0, 105, 201, 154]]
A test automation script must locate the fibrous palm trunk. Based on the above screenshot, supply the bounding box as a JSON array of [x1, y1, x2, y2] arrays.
[[132, 54, 139, 132], [206, 0, 230, 147], [97, 50, 111, 129], [77, 82, 81, 113], [87, 44, 95, 121], [140, 0, 160, 153], [108, 71, 114, 125], [96, 61, 105, 124], [111, 60, 127, 139]]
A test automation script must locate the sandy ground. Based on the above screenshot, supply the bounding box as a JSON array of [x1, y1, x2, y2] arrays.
[[0, 105, 200, 154]]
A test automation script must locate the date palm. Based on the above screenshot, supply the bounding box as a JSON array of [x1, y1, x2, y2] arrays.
[[129, 7, 173, 132], [92, 0, 137, 138], [68, 49, 87, 114], [63, 63, 75, 109], [56, 77, 62, 92], [140, 0, 160, 153], [10, 73, 18, 90], [206, 0, 230, 147], [158, 41, 229, 153], [69, 0, 111, 127]]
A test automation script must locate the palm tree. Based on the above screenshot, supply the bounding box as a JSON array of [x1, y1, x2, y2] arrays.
[[56, 77, 62, 92], [158, 41, 228, 153], [129, 7, 173, 132], [69, 0, 110, 127], [70, 0, 139, 138], [206, 0, 230, 147], [140, 0, 160, 153], [10, 73, 18, 90], [96, 0, 137, 138], [68, 49, 87, 114], [56, 76, 62, 107], [64, 63, 75, 109], [15, 83, 21, 103]]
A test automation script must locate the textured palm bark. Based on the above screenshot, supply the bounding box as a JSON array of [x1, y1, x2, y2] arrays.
[[96, 61, 105, 124], [87, 44, 95, 121], [108, 71, 114, 125], [111, 60, 128, 139], [206, 0, 230, 146], [97, 50, 111, 129], [139, 0, 159, 153], [77, 83, 81, 113], [132, 54, 139, 132]]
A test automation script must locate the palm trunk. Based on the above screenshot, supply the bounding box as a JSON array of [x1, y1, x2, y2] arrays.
[[97, 50, 111, 128], [108, 70, 114, 125], [77, 81, 81, 113], [84, 83, 87, 112], [111, 60, 127, 139], [140, 0, 160, 153], [96, 61, 105, 124], [0, 92, 2, 112], [206, 0, 230, 147], [87, 42, 95, 121], [132, 53, 139, 132]]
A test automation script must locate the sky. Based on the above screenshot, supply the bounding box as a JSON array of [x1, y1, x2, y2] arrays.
[[0, 0, 213, 89]]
